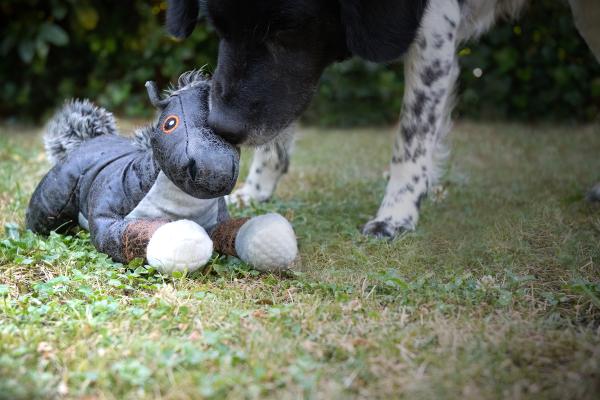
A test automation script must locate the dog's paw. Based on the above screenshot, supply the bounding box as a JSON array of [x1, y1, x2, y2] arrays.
[[146, 220, 213, 274], [361, 218, 413, 239], [226, 183, 272, 207]]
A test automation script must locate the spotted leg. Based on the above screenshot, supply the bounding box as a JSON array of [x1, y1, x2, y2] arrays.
[[226, 125, 294, 206], [362, 0, 460, 238]]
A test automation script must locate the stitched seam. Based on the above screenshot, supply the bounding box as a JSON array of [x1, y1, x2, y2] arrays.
[[178, 95, 192, 164], [51, 175, 81, 222]]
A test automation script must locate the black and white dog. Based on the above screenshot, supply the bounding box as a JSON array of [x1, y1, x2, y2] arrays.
[[166, 0, 600, 239]]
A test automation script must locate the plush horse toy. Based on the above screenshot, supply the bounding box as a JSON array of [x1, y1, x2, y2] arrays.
[[26, 71, 298, 274]]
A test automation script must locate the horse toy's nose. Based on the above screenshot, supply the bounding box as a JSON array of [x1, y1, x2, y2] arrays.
[[184, 128, 239, 198]]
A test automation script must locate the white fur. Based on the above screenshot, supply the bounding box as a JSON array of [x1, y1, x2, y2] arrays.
[[235, 213, 298, 272], [227, 125, 295, 206], [146, 220, 213, 274]]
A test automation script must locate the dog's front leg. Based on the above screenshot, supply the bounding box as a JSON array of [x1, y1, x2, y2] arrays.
[[227, 125, 294, 206], [363, 0, 460, 238]]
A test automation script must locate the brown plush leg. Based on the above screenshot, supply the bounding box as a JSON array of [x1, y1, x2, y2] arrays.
[[122, 219, 169, 262], [210, 218, 250, 257]]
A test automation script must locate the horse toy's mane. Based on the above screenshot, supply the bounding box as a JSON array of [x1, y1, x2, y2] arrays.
[[26, 71, 297, 273]]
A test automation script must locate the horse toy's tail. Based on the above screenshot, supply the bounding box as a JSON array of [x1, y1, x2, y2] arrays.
[[44, 99, 118, 165]]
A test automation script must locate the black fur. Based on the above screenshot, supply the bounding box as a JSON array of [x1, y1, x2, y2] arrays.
[[339, 0, 429, 63], [166, 0, 200, 39], [166, 0, 428, 146]]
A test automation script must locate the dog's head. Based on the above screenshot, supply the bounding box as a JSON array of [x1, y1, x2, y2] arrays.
[[166, 0, 427, 146]]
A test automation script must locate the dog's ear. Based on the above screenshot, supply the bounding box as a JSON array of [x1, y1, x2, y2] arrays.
[[166, 0, 200, 39], [339, 0, 428, 63]]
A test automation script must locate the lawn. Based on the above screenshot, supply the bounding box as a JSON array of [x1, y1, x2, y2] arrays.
[[0, 120, 599, 399]]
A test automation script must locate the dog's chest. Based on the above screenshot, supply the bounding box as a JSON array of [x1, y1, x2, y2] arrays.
[[125, 171, 220, 228]]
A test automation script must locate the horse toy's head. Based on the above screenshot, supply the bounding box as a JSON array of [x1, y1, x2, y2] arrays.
[[145, 72, 240, 199]]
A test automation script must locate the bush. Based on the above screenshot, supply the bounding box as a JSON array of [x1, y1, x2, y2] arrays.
[[307, 0, 600, 125], [0, 0, 217, 121], [1, 0, 599, 124]]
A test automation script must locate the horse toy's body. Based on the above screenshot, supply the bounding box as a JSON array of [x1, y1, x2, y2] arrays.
[[26, 72, 297, 273]]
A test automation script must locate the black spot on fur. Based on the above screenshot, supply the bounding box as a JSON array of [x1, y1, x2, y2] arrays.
[[255, 183, 261, 191], [402, 123, 418, 143], [411, 143, 426, 162], [421, 67, 441, 86], [412, 175, 420, 184], [433, 33, 444, 49], [443, 15, 457, 28], [275, 141, 290, 173], [428, 112, 437, 127], [255, 168, 262, 174], [412, 90, 428, 117], [421, 59, 450, 87]]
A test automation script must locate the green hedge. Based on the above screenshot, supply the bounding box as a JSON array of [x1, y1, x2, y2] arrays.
[[1, 0, 599, 124]]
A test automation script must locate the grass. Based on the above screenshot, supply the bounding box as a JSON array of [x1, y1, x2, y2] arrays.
[[0, 120, 599, 399]]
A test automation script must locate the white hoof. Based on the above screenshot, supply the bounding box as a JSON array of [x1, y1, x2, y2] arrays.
[[235, 213, 298, 272], [146, 220, 213, 274]]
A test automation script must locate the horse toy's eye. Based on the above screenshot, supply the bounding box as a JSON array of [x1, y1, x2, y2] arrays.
[[162, 115, 179, 134]]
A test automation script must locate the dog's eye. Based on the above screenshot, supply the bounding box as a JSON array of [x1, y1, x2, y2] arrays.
[[162, 115, 179, 134]]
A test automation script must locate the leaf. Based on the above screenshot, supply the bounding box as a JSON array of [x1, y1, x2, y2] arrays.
[[497, 290, 513, 306], [51, 3, 68, 20], [76, 6, 99, 31], [39, 22, 69, 46], [36, 39, 49, 60], [17, 40, 35, 63], [4, 223, 20, 240], [107, 279, 123, 288]]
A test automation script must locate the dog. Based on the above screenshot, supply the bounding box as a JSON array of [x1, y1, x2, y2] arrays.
[[166, 0, 600, 239]]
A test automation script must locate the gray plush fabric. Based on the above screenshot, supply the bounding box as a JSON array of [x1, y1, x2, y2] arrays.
[[44, 99, 118, 165], [132, 125, 154, 151], [587, 183, 600, 202]]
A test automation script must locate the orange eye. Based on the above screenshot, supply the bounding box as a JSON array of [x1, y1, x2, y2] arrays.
[[162, 115, 179, 134]]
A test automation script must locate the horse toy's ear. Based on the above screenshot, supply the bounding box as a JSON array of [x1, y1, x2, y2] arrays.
[[145, 81, 169, 109]]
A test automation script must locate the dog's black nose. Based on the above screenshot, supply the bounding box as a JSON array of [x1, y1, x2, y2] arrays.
[[208, 108, 247, 145]]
